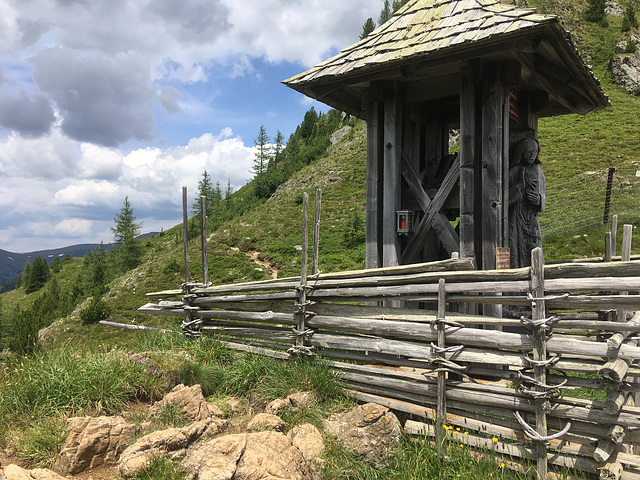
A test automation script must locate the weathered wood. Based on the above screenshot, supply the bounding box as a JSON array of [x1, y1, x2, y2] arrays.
[[618, 225, 634, 325], [182, 186, 190, 283], [531, 247, 548, 479], [608, 313, 640, 349], [436, 278, 446, 453], [601, 461, 623, 480], [366, 86, 383, 270], [604, 391, 628, 415], [200, 196, 208, 284], [295, 192, 310, 349], [382, 83, 402, 268], [312, 189, 322, 275], [98, 321, 169, 333], [612, 215, 619, 258], [606, 232, 614, 263], [223, 341, 290, 360], [595, 439, 619, 463], [459, 67, 477, 264]]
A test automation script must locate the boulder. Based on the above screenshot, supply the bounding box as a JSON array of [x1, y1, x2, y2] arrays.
[[53, 416, 137, 474], [149, 384, 222, 421], [607, 0, 625, 17], [118, 417, 227, 477], [329, 126, 351, 147], [287, 423, 325, 463], [323, 403, 401, 465], [1, 465, 69, 480], [610, 54, 640, 95], [181, 431, 317, 480], [264, 391, 314, 415], [246, 413, 285, 432]]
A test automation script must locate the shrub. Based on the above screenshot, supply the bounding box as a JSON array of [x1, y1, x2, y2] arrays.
[[622, 5, 639, 32], [585, 0, 608, 26], [132, 456, 187, 480], [342, 208, 366, 248], [79, 296, 110, 324], [14, 417, 67, 467], [625, 40, 638, 53]]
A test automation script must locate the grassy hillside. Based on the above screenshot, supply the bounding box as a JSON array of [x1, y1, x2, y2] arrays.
[[1, 1, 640, 477]]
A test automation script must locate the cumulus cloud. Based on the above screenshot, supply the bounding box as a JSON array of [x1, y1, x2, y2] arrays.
[[0, 89, 55, 137]]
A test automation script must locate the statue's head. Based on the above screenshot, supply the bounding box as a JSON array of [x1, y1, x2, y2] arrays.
[[521, 138, 540, 165]]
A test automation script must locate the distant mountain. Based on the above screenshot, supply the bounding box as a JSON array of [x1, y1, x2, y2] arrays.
[[0, 233, 160, 286]]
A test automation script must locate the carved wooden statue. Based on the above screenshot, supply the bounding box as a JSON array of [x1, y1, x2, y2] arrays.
[[509, 138, 546, 268]]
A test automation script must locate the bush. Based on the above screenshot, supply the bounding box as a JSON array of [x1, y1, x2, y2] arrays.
[[585, 0, 608, 26], [342, 208, 366, 248], [625, 40, 638, 53], [79, 296, 110, 324], [622, 5, 639, 32]]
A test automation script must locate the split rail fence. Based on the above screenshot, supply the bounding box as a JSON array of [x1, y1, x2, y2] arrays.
[[135, 191, 640, 480]]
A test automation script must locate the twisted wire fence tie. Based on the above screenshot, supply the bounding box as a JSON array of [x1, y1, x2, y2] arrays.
[[183, 293, 197, 301], [514, 411, 571, 444], [183, 305, 201, 311], [291, 327, 315, 338], [518, 371, 569, 390], [520, 315, 560, 330], [287, 345, 316, 356], [524, 354, 561, 368], [182, 282, 212, 289], [527, 292, 570, 307], [427, 357, 469, 372], [309, 270, 322, 279], [518, 386, 559, 399], [430, 318, 465, 328], [181, 318, 202, 329], [296, 284, 315, 292], [430, 343, 465, 354]]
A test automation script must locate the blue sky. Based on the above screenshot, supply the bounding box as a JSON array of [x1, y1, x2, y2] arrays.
[[0, 0, 380, 253]]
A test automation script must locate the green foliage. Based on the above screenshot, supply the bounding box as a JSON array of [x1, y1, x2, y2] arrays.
[[584, 0, 608, 26], [192, 170, 220, 216], [360, 17, 376, 39], [625, 39, 638, 53], [26, 256, 50, 294], [176, 362, 225, 397], [154, 403, 190, 428], [0, 346, 164, 417], [342, 208, 366, 249], [79, 295, 110, 324], [131, 456, 187, 480], [252, 125, 271, 177], [622, 5, 639, 31], [378, 0, 392, 25], [5, 306, 41, 355], [14, 417, 67, 468], [111, 196, 143, 271]]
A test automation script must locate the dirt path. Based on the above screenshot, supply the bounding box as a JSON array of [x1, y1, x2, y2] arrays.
[[230, 247, 278, 279]]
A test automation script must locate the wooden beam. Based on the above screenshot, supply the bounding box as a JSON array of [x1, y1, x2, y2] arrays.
[[383, 83, 402, 267], [366, 86, 384, 269], [459, 66, 477, 264]]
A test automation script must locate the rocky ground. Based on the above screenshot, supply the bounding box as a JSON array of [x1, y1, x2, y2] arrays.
[[0, 384, 402, 480]]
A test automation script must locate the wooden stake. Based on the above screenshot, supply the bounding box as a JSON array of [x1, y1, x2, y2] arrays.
[[295, 192, 310, 350], [436, 278, 447, 454], [312, 189, 322, 276], [531, 247, 548, 479], [612, 215, 619, 258], [182, 186, 190, 283], [200, 195, 208, 284]]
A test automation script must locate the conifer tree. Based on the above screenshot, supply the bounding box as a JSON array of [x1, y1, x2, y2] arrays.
[[360, 17, 376, 39], [252, 126, 271, 176], [378, 0, 392, 25], [111, 197, 143, 271], [192, 170, 216, 216], [622, 5, 639, 31], [26, 256, 50, 294], [585, 0, 607, 26]]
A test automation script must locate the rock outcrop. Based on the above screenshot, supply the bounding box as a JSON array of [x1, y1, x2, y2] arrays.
[[323, 403, 401, 465], [180, 431, 318, 480], [118, 418, 227, 477], [610, 54, 640, 96], [149, 384, 223, 421], [53, 416, 137, 474]]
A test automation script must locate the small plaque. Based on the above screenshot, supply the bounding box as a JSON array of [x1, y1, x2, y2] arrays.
[[496, 247, 511, 270]]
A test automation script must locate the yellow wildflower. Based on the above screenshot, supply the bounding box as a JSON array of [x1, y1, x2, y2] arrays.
[[492, 437, 499, 442]]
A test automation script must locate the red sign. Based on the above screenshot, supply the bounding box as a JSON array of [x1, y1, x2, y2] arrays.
[[496, 247, 511, 270]]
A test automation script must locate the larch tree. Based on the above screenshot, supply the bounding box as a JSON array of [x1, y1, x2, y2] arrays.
[[111, 196, 143, 271]]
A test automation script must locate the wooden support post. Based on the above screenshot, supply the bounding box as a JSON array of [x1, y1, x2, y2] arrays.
[[200, 195, 208, 285], [531, 247, 548, 479], [612, 215, 619, 258], [618, 225, 633, 323], [295, 193, 310, 350], [436, 278, 447, 454], [459, 67, 477, 264], [605, 232, 613, 263], [366, 90, 383, 270], [182, 186, 190, 283], [312, 189, 322, 276], [383, 83, 402, 268]]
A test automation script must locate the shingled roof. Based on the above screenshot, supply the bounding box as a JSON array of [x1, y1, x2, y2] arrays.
[[283, 0, 608, 118]]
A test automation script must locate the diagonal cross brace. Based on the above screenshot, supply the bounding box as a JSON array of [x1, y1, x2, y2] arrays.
[[400, 152, 460, 263]]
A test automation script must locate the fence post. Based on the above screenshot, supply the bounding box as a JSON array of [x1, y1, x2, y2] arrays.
[[612, 215, 619, 257], [182, 186, 190, 283], [436, 278, 447, 455], [531, 247, 548, 479], [312, 189, 322, 276], [200, 196, 208, 285], [603, 167, 616, 225], [293, 193, 310, 352]]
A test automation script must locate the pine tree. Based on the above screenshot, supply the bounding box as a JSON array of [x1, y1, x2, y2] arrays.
[[360, 17, 376, 39], [192, 170, 216, 216], [26, 256, 50, 294], [111, 197, 143, 271], [622, 5, 639, 32], [225, 179, 233, 211], [378, 0, 392, 25], [585, 0, 607, 26], [252, 126, 271, 177]]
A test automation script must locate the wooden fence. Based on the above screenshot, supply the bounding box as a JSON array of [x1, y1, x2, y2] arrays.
[[135, 192, 640, 480]]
